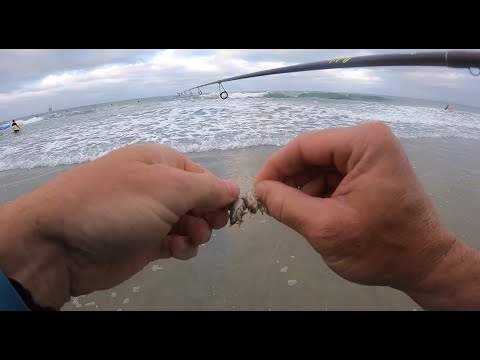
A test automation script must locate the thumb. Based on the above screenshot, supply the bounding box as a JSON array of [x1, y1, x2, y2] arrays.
[[255, 180, 339, 237], [180, 171, 240, 210]]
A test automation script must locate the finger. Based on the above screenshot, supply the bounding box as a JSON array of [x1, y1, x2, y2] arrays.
[[188, 207, 230, 229], [178, 171, 240, 211], [297, 172, 344, 197], [205, 210, 230, 229], [166, 235, 199, 260], [285, 167, 323, 189], [300, 176, 327, 197], [255, 180, 340, 237], [102, 143, 182, 166], [255, 124, 377, 184], [285, 177, 297, 188], [175, 215, 212, 245], [325, 173, 344, 195], [182, 157, 211, 174], [104, 143, 213, 175], [164, 149, 213, 175], [189, 206, 228, 218]]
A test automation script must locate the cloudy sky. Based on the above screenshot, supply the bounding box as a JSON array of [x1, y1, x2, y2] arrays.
[[0, 49, 478, 121]]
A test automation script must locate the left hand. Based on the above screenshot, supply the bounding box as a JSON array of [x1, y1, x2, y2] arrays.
[[0, 144, 239, 309]]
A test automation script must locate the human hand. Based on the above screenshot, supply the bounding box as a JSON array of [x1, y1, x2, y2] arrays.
[[254, 122, 461, 304], [0, 144, 239, 309]]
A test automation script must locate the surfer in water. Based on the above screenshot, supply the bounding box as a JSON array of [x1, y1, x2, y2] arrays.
[[445, 104, 453, 111], [11, 120, 20, 133]]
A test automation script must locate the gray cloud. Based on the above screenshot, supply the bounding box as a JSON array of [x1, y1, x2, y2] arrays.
[[0, 49, 478, 121], [0, 49, 156, 92]]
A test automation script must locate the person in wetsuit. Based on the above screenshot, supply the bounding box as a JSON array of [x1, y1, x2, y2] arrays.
[[11, 120, 20, 133]]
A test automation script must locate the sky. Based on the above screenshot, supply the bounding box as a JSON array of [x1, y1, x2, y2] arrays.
[[0, 49, 479, 121]]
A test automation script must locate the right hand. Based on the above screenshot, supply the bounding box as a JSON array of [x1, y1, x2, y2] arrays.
[[254, 122, 457, 294]]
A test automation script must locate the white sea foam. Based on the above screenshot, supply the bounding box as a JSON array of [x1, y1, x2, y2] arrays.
[[0, 94, 479, 171]]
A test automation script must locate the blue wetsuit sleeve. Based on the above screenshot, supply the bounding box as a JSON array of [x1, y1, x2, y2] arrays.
[[0, 269, 30, 311]]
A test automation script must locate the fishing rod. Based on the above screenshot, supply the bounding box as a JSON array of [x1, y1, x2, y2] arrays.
[[178, 50, 480, 99]]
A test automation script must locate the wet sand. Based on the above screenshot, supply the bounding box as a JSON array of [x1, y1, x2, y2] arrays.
[[1, 138, 480, 310]]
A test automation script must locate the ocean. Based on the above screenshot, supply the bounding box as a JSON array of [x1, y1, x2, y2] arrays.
[[1, 91, 479, 171]]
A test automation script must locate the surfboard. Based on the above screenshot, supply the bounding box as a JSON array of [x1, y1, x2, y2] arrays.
[[1, 123, 24, 131]]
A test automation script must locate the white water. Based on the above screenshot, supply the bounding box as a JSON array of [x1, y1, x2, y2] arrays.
[[1, 92, 479, 171]]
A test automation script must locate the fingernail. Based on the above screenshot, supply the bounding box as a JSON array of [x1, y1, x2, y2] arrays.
[[223, 179, 240, 197]]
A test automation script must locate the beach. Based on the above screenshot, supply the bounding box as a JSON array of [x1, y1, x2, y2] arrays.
[[2, 137, 480, 311]]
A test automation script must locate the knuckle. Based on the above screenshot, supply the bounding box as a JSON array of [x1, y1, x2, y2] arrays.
[[364, 121, 399, 150], [366, 121, 393, 139]]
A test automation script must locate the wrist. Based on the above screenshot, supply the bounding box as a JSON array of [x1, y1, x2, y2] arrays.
[[0, 198, 71, 310], [405, 229, 480, 310]]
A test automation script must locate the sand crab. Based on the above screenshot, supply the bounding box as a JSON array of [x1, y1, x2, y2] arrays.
[[229, 191, 269, 226]]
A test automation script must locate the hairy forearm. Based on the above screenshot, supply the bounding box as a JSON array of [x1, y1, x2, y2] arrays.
[[0, 198, 70, 310], [406, 230, 480, 310]]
